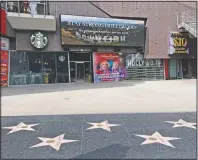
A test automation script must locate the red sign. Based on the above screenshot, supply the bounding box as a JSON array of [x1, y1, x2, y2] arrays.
[[93, 52, 126, 83], [0, 8, 6, 35], [1, 50, 9, 87]]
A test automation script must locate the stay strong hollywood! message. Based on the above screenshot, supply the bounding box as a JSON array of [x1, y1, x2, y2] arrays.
[[61, 16, 144, 45]]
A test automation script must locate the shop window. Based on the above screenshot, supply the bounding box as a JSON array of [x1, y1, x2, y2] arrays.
[[9, 51, 29, 85], [28, 52, 44, 84], [43, 53, 56, 84], [56, 52, 69, 83]]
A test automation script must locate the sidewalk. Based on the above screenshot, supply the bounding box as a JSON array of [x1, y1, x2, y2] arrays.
[[1, 79, 196, 116]]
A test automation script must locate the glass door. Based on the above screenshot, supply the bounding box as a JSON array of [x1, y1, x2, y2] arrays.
[[84, 62, 90, 82], [75, 62, 85, 81], [70, 62, 76, 82], [55, 52, 69, 83], [43, 53, 56, 84]]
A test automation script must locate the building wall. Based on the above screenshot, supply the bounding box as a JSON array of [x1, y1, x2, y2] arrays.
[[91, 1, 197, 58], [15, 2, 138, 54]]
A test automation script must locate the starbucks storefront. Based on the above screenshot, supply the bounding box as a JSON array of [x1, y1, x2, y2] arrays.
[[9, 31, 70, 85], [9, 51, 70, 85]]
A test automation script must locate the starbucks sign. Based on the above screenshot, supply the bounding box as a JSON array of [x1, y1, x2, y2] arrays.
[[30, 31, 48, 49]]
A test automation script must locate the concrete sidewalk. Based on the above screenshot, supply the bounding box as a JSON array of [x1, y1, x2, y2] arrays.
[[1, 79, 196, 116]]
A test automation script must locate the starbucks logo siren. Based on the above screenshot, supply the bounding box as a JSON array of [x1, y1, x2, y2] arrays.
[[30, 32, 48, 49]]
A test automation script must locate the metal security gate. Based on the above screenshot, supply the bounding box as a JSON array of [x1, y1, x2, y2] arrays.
[[126, 66, 164, 80]]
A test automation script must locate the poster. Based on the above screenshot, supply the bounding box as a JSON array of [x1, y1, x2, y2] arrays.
[[60, 15, 145, 46], [1, 37, 9, 87], [1, 50, 9, 86], [93, 52, 126, 83], [169, 32, 189, 54]]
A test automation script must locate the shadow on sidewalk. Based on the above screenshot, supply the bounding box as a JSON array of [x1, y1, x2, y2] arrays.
[[70, 144, 131, 159], [1, 80, 145, 97]]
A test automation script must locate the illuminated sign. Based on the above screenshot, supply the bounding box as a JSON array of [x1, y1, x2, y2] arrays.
[[169, 32, 189, 54], [60, 15, 145, 47]]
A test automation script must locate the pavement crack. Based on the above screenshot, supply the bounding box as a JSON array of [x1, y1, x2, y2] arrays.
[[80, 116, 85, 157], [119, 117, 131, 136]]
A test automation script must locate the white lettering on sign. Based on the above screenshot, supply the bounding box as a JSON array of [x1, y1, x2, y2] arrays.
[[0, 37, 9, 51], [125, 53, 162, 68]]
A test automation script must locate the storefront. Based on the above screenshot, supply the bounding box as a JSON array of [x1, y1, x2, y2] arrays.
[[69, 52, 92, 82], [124, 53, 164, 80], [8, 14, 167, 86], [168, 32, 197, 79], [60, 15, 151, 83], [9, 51, 69, 85]]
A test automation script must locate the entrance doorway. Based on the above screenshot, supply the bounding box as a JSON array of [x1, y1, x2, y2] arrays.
[[176, 59, 183, 79], [76, 62, 85, 81], [182, 59, 189, 78], [69, 52, 92, 83], [70, 61, 91, 82]]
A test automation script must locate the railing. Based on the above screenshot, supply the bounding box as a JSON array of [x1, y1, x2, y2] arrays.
[[177, 11, 197, 37], [2, 0, 50, 17]]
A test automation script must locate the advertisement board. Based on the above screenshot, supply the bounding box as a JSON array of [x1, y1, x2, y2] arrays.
[[93, 52, 126, 83], [1, 37, 9, 87], [169, 32, 189, 54], [60, 15, 145, 47]]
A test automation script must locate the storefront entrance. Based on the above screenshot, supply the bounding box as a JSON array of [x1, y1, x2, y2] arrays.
[[76, 62, 85, 81], [69, 52, 92, 83], [70, 61, 90, 82]]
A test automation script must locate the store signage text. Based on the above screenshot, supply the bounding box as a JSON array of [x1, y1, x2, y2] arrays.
[[78, 34, 126, 44], [61, 15, 145, 46], [169, 32, 189, 54], [126, 53, 161, 68], [173, 37, 187, 47]]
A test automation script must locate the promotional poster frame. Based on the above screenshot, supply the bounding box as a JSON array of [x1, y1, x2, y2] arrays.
[[92, 52, 126, 83]]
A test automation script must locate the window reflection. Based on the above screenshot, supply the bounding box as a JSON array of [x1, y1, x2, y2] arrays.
[[56, 53, 69, 83], [28, 52, 44, 84], [9, 51, 70, 85], [6, 0, 49, 15], [43, 53, 56, 84], [9, 51, 28, 85], [7, 1, 18, 13], [1, 1, 6, 9]]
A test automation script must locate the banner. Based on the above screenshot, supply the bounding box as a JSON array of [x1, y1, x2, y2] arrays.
[[93, 52, 126, 83], [60, 15, 145, 47], [0, 8, 6, 35], [169, 32, 189, 54], [1, 37, 9, 87], [1, 50, 9, 86]]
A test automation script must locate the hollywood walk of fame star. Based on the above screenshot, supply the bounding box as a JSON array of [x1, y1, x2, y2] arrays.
[[2, 122, 40, 134], [165, 119, 197, 129], [29, 134, 78, 151], [135, 131, 181, 148], [86, 120, 121, 132]]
